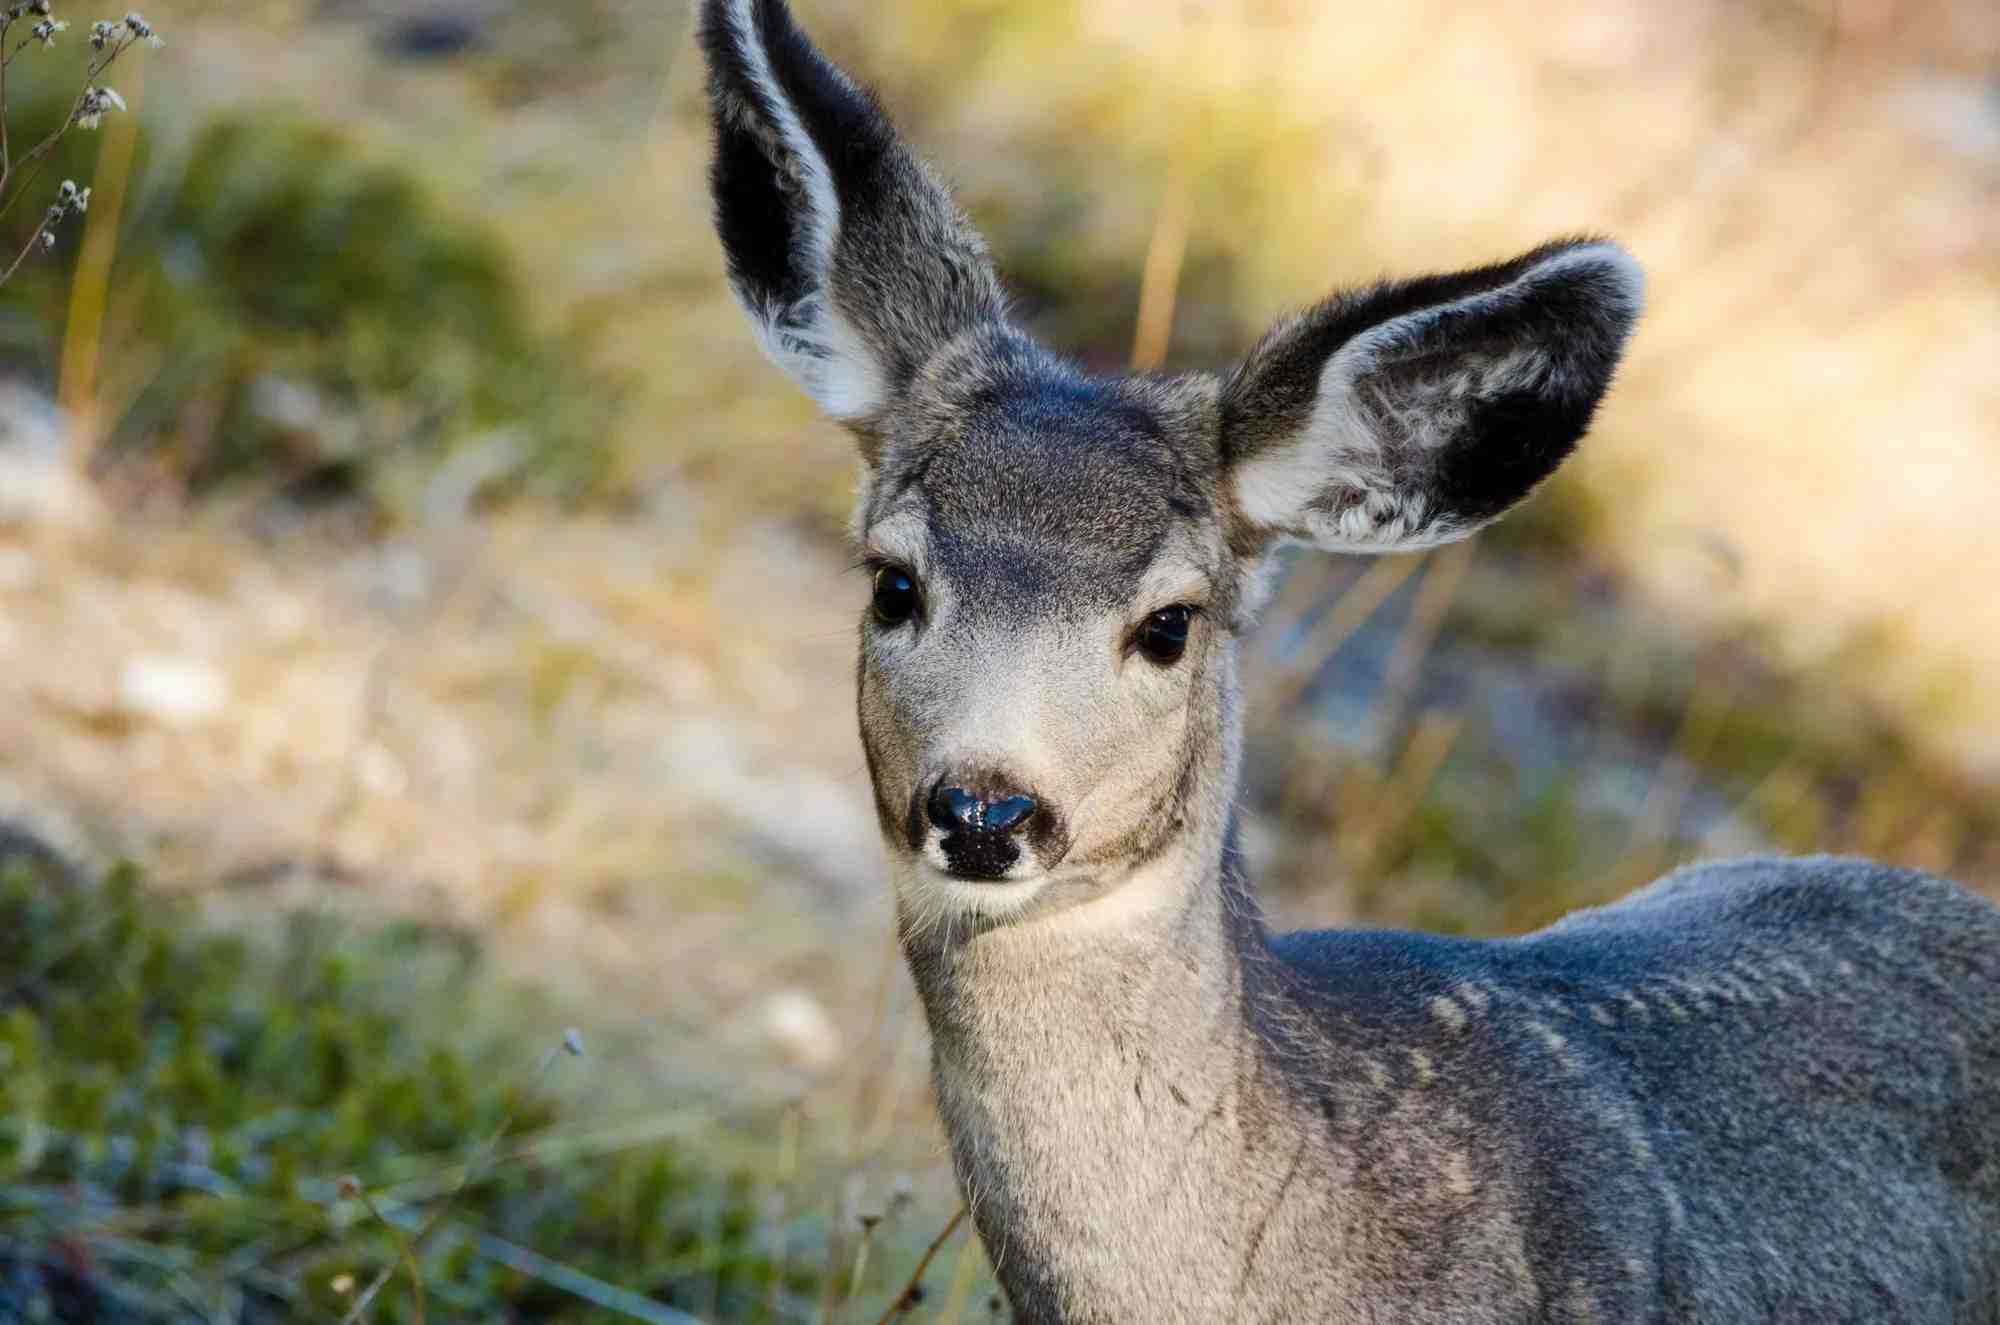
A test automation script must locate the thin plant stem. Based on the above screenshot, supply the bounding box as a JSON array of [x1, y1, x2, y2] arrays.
[[1372, 541, 1472, 746], [2, 14, 13, 177], [337, 1036, 577, 1325], [1336, 711, 1462, 902], [348, 1184, 428, 1325], [845, 1218, 881, 1319], [0, 204, 51, 282], [858, 1008, 924, 1159], [1128, 3, 1202, 374], [870, 1206, 965, 1325], [61, 52, 141, 433], [0, 150, 48, 219], [0, 31, 137, 223], [1258, 556, 1422, 716], [1129, 151, 1191, 372], [932, 1228, 983, 1325], [1610, 665, 1736, 894], [761, 1101, 803, 1324], [845, 926, 902, 1155]]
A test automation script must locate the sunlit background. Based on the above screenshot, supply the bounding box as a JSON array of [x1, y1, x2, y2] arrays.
[[1, 0, 1994, 1318]]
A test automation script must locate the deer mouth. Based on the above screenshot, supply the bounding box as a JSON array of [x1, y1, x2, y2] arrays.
[[937, 829, 1023, 881]]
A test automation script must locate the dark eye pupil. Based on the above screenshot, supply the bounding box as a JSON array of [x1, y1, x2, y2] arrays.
[[1137, 606, 1191, 664], [872, 568, 918, 624]]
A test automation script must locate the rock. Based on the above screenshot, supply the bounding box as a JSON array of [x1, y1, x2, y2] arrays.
[[0, 383, 105, 531], [118, 656, 231, 728], [760, 988, 844, 1072], [0, 548, 37, 591], [0, 821, 78, 887], [380, 6, 486, 60], [421, 431, 523, 525], [1897, 73, 2000, 166]]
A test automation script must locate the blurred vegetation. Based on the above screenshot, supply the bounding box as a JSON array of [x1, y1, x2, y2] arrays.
[[1250, 548, 2000, 937], [0, 90, 626, 516], [0, 846, 819, 1322]]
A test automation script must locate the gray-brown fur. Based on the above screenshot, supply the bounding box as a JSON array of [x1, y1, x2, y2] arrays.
[[700, 3, 2000, 1319]]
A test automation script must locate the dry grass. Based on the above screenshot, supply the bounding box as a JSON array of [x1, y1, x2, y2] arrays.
[[0, 505, 893, 1071]]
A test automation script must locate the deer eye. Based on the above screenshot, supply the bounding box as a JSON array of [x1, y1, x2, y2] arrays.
[[871, 566, 920, 625], [1135, 605, 1194, 665]]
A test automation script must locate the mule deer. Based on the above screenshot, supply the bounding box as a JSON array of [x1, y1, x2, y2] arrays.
[[698, 2, 2000, 1318]]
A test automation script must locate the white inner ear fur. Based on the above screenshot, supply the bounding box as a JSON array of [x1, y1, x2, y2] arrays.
[[1232, 242, 1643, 554], [721, 0, 888, 421]]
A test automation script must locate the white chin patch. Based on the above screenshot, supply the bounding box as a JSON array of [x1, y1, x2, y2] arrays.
[[901, 856, 1045, 926]]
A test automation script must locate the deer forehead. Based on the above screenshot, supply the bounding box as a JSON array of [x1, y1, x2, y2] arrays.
[[861, 375, 1229, 615]]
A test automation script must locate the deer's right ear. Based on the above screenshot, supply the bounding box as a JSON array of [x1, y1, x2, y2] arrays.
[[700, 0, 1005, 450]]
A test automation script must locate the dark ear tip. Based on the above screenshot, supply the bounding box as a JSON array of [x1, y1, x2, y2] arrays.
[[1541, 238, 1646, 324]]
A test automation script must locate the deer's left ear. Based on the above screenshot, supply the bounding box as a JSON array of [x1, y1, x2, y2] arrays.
[[1220, 239, 1642, 554]]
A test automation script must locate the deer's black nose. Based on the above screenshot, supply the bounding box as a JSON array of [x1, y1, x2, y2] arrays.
[[929, 785, 1039, 835]]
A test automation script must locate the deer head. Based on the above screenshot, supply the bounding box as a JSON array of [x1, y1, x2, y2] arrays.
[[700, 0, 1642, 936]]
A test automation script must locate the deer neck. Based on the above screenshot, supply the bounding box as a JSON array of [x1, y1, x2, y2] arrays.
[[903, 823, 1260, 1075], [900, 822, 1312, 1318]]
